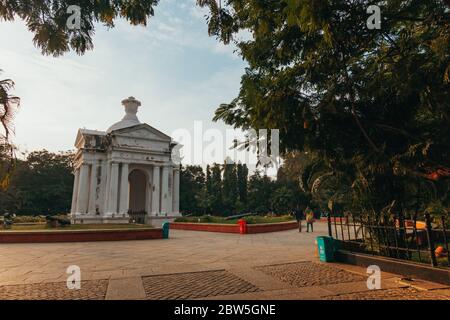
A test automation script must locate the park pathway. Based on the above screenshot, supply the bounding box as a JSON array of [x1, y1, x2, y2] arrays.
[[0, 222, 449, 300]]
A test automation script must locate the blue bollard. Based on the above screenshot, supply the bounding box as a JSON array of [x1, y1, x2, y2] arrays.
[[162, 221, 170, 239]]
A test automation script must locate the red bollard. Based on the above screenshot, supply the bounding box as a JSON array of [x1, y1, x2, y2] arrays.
[[238, 219, 247, 234]]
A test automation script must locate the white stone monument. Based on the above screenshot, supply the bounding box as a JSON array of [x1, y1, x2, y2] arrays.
[[70, 97, 181, 226]]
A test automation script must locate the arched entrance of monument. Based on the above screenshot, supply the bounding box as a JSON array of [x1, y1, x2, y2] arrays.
[[128, 169, 148, 223]]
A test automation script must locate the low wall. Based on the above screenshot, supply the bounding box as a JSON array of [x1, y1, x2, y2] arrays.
[[170, 222, 240, 233], [336, 250, 450, 286], [0, 228, 164, 243], [247, 221, 298, 234], [170, 221, 298, 234]]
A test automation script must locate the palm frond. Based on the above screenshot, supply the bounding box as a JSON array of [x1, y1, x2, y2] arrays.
[[0, 72, 20, 143]]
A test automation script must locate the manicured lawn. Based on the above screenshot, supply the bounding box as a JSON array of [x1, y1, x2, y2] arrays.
[[174, 215, 295, 224], [0, 223, 152, 231]]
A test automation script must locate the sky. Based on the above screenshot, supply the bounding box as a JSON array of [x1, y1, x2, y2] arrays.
[[0, 0, 250, 164]]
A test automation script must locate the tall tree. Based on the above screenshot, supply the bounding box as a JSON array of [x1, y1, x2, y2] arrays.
[[247, 170, 275, 213], [201, 0, 450, 215], [0, 143, 17, 210], [7, 150, 74, 215], [270, 186, 296, 214], [222, 161, 238, 215], [179, 165, 205, 214], [205, 164, 212, 194], [210, 163, 223, 214], [236, 162, 248, 206]]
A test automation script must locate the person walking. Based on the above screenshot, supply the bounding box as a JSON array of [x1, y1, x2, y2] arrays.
[[293, 207, 303, 232], [305, 206, 314, 232]]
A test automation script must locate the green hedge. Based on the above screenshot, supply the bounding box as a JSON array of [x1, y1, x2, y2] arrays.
[[13, 215, 47, 223]]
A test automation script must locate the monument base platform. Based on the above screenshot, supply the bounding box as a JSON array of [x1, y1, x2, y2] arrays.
[[70, 213, 181, 227]]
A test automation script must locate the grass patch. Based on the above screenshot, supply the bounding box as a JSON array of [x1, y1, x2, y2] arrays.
[[1, 223, 153, 231], [174, 215, 295, 224]]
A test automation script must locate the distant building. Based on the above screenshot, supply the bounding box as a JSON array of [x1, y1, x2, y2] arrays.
[[70, 96, 180, 226]]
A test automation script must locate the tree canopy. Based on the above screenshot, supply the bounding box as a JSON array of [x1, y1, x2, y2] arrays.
[[0, 0, 159, 56], [0, 150, 74, 215], [200, 0, 449, 216], [205, 0, 449, 171], [179, 162, 304, 216]]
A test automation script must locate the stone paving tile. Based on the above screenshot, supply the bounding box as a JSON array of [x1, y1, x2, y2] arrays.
[[142, 270, 261, 300], [0, 227, 327, 286], [324, 287, 450, 300], [1, 226, 448, 300], [318, 277, 405, 296], [255, 261, 365, 288], [0, 280, 108, 300]]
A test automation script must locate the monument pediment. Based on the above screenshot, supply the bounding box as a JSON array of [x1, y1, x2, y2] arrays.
[[111, 123, 172, 142], [111, 123, 174, 152]]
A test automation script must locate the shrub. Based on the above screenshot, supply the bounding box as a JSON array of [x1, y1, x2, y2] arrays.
[[58, 218, 71, 227], [242, 215, 293, 224], [0, 217, 13, 229], [1, 213, 15, 229], [13, 215, 46, 223], [45, 215, 71, 228]]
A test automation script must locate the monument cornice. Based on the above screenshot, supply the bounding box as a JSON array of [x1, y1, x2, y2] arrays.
[[111, 133, 171, 144]]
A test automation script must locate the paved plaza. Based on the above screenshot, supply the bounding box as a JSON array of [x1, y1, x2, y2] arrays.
[[0, 222, 449, 300]]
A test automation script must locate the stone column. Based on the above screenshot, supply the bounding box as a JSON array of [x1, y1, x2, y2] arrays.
[[172, 167, 180, 214], [88, 161, 97, 214], [161, 165, 171, 214], [119, 163, 129, 215], [76, 164, 89, 214], [101, 161, 110, 215], [70, 168, 80, 214], [97, 160, 105, 214], [167, 168, 173, 213], [107, 162, 120, 214], [151, 165, 160, 214], [145, 167, 153, 215]]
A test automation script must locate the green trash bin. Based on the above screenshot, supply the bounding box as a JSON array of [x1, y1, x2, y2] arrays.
[[162, 222, 170, 239], [316, 236, 335, 262]]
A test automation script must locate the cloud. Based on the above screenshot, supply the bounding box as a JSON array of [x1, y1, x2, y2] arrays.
[[0, 0, 247, 155]]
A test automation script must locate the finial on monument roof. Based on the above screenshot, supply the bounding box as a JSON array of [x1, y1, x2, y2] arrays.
[[121, 96, 141, 120], [106, 96, 142, 133]]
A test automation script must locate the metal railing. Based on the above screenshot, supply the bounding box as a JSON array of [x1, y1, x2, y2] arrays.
[[327, 212, 449, 268]]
